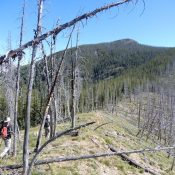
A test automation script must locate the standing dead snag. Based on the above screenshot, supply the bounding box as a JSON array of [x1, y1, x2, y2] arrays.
[[49, 37, 58, 138], [4, 33, 15, 128], [70, 31, 80, 129], [23, 0, 44, 174], [13, 0, 26, 157], [0, 0, 133, 64]]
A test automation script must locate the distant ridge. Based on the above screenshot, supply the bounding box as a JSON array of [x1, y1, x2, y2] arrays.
[[21, 38, 172, 84]]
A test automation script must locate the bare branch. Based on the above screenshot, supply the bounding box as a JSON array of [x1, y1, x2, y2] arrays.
[[94, 122, 113, 131], [0, 0, 133, 64]]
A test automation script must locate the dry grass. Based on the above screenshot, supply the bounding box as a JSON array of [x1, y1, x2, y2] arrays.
[[0, 110, 174, 175]]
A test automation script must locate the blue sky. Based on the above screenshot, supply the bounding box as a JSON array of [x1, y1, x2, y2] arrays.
[[0, 0, 175, 58]]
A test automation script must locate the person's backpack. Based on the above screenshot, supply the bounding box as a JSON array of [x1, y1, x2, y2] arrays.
[[44, 119, 50, 128], [1, 126, 8, 139]]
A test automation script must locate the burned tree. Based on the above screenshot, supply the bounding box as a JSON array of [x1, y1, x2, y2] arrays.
[[23, 0, 44, 174], [70, 31, 81, 128], [13, 0, 26, 157]]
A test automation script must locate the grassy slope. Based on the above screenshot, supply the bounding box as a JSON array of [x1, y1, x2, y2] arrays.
[[0, 109, 175, 175]]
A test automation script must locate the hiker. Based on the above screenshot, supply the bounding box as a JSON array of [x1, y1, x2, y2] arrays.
[[0, 117, 13, 158], [44, 114, 50, 139]]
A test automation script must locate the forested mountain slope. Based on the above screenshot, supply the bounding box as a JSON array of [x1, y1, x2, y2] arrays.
[[73, 39, 168, 81], [1, 39, 175, 175], [2, 39, 175, 127], [21, 38, 170, 83]]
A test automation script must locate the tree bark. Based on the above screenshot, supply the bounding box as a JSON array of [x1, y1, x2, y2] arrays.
[[23, 0, 43, 174], [13, 0, 25, 157]]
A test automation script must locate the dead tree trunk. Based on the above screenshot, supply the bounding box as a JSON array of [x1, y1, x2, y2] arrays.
[[52, 94, 58, 136], [50, 38, 58, 137], [13, 0, 25, 157], [70, 50, 76, 128], [70, 31, 79, 128], [23, 0, 43, 174], [4, 33, 15, 132], [137, 99, 141, 129]]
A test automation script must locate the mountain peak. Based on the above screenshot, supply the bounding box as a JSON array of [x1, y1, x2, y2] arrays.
[[112, 38, 138, 45], [122, 38, 138, 44]]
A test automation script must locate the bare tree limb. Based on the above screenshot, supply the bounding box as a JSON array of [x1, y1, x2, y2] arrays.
[[0, 0, 133, 64], [1, 145, 174, 171], [94, 122, 113, 131]]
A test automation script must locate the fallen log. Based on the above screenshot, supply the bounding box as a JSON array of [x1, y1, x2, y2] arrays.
[[64, 131, 79, 137], [94, 122, 113, 131], [108, 145, 158, 175], [1, 146, 175, 170]]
